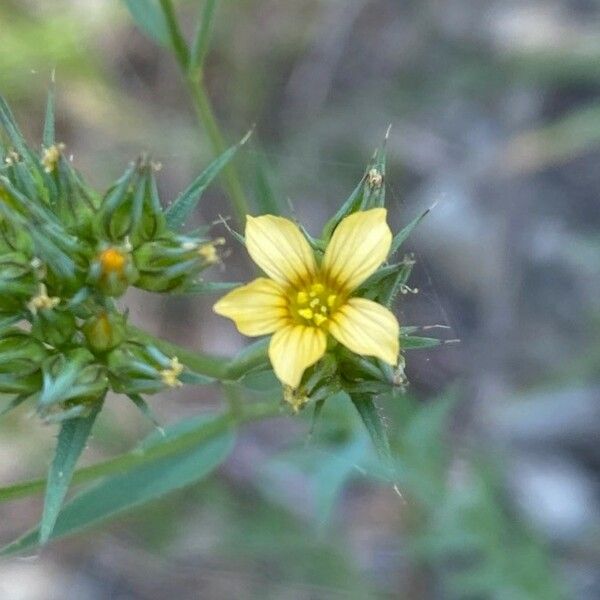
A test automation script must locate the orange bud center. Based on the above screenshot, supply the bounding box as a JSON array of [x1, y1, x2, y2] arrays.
[[99, 248, 126, 274]]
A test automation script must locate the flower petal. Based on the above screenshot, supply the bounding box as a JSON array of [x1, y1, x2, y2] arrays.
[[329, 298, 399, 365], [246, 215, 317, 287], [322, 208, 392, 292], [268, 324, 326, 388], [213, 277, 289, 336]]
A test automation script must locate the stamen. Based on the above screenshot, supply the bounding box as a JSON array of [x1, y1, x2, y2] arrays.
[[327, 294, 337, 307], [311, 283, 325, 294], [309, 298, 319, 308], [297, 291, 308, 304], [298, 308, 314, 320], [313, 313, 327, 326]]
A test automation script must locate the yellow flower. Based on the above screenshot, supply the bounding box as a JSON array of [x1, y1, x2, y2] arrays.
[[214, 208, 399, 388]]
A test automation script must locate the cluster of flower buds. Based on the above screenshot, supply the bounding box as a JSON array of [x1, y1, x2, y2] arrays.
[[0, 97, 222, 423]]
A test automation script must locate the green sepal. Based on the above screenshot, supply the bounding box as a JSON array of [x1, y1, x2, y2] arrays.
[[37, 349, 108, 414], [349, 393, 393, 470], [31, 308, 77, 349], [321, 137, 387, 241], [82, 311, 127, 354]]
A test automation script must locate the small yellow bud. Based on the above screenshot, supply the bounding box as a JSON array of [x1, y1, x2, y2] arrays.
[[99, 247, 127, 275], [41, 143, 65, 173]]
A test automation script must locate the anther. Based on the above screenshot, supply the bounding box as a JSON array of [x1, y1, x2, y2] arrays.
[[297, 291, 308, 304], [298, 308, 314, 320], [313, 314, 327, 326]]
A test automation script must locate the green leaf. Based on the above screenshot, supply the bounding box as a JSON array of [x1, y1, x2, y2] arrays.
[[253, 148, 283, 215], [0, 394, 29, 418], [43, 74, 56, 148], [349, 394, 392, 468], [390, 206, 432, 256], [3, 412, 235, 554], [165, 135, 249, 231], [122, 0, 170, 46], [0, 314, 22, 335], [400, 335, 441, 350], [190, 0, 219, 72], [127, 393, 162, 429], [178, 280, 240, 294], [0, 402, 278, 507], [40, 402, 102, 544], [0, 95, 28, 156]]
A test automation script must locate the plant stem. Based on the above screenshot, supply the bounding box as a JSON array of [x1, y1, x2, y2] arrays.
[[186, 74, 250, 222], [157, 0, 250, 222]]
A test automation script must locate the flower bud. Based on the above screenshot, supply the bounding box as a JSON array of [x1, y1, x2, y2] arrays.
[[0, 252, 38, 313], [133, 234, 223, 293], [30, 307, 77, 348], [88, 244, 139, 297], [83, 311, 126, 353], [0, 330, 48, 395], [108, 343, 185, 395], [98, 158, 166, 244], [37, 348, 108, 414]]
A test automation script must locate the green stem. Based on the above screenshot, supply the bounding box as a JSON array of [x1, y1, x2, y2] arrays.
[[186, 75, 250, 222], [157, 0, 250, 222], [0, 400, 281, 503]]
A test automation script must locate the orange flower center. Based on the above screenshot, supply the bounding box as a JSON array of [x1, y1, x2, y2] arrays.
[[290, 282, 342, 328]]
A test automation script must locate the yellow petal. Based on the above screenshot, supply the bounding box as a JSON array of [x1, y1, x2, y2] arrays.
[[246, 215, 317, 287], [268, 324, 326, 388], [322, 208, 392, 292], [213, 278, 289, 336], [329, 298, 399, 365]]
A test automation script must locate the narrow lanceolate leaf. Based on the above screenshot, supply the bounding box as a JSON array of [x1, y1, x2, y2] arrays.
[[349, 393, 392, 468], [3, 413, 235, 554], [400, 335, 441, 350], [122, 0, 170, 46], [0, 95, 28, 156], [166, 134, 250, 230], [390, 206, 433, 256], [127, 394, 162, 429], [178, 280, 240, 295], [40, 403, 102, 544], [0, 395, 30, 418], [43, 75, 56, 148], [253, 149, 283, 215], [190, 0, 219, 72]]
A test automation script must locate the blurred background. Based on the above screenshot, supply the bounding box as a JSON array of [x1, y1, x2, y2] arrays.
[[1, 0, 599, 598]]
